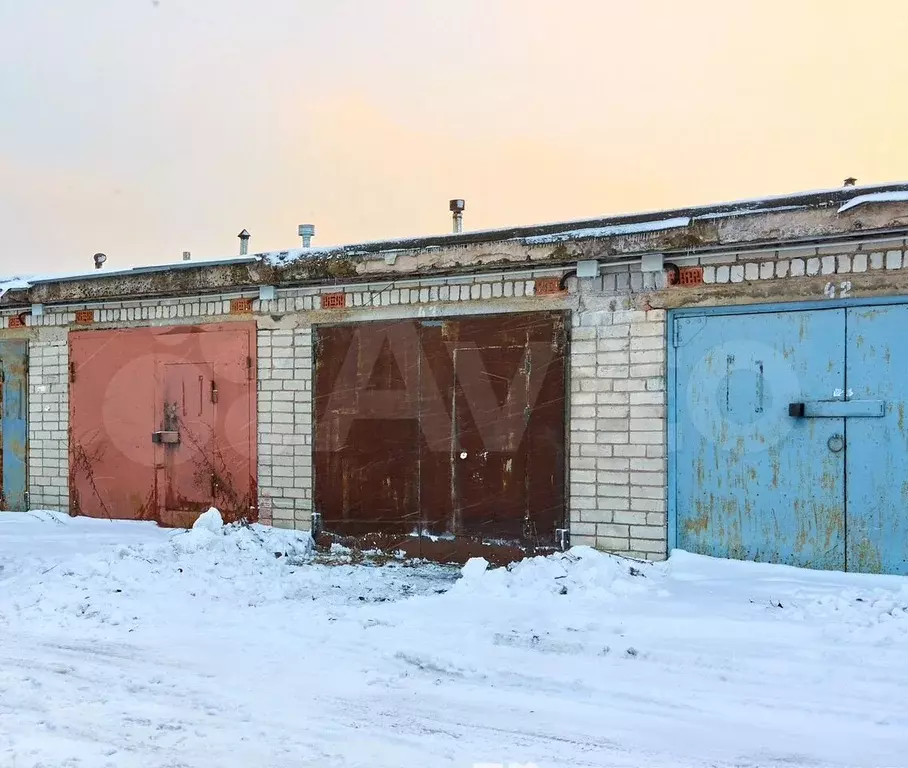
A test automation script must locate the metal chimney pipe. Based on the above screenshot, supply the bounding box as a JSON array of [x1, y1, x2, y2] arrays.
[[449, 199, 465, 234], [182, 251, 191, 261], [298, 224, 315, 248], [238, 229, 250, 256]]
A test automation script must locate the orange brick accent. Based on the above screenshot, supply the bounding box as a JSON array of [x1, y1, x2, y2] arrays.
[[669, 266, 704, 287], [321, 292, 346, 309], [535, 277, 564, 295]]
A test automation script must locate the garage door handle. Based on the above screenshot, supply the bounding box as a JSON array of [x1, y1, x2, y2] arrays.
[[788, 400, 885, 418]]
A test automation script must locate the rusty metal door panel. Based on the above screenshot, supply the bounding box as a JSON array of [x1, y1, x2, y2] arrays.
[[314, 323, 421, 538], [70, 323, 256, 526], [448, 313, 566, 545], [520, 317, 568, 545], [417, 326, 456, 543], [70, 330, 157, 520], [673, 310, 846, 569], [0, 340, 28, 510], [844, 306, 908, 574], [314, 312, 567, 557]]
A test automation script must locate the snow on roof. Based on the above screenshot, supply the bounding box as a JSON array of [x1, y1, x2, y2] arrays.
[[258, 216, 693, 263], [259, 247, 336, 266], [5, 182, 908, 286], [255, 183, 908, 268], [0, 277, 35, 300], [0, 277, 35, 293], [522, 216, 692, 244], [838, 191, 908, 213]]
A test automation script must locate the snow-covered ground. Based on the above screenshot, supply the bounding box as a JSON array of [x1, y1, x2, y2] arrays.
[[1, 511, 907, 768]]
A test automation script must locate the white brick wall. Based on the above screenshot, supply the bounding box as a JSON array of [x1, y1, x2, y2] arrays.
[[569, 303, 667, 559], [14, 237, 908, 556], [27, 330, 69, 512], [257, 325, 313, 530]]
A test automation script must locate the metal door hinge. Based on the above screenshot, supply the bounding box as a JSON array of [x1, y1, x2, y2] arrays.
[[69, 362, 76, 383], [210, 380, 219, 404]]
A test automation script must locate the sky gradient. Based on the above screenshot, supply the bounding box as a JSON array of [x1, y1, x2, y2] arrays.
[[2, 0, 907, 274]]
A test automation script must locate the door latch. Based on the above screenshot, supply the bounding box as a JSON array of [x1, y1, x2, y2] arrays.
[[788, 400, 885, 418], [151, 431, 180, 444]]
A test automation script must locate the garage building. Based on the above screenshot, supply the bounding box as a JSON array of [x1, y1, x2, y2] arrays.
[[3, 182, 908, 571]]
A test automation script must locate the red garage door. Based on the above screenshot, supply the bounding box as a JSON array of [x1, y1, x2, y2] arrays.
[[314, 312, 566, 560], [69, 323, 257, 527]]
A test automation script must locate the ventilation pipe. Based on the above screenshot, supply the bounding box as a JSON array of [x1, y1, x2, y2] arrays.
[[450, 199, 465, 234], [298, 224, 315, 248], [182, 251, 191, 261], [238, 229, 250, 256], [93, 252, 107, 270]]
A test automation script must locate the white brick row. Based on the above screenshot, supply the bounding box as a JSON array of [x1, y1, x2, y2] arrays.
[[702, 249, 906, 285]]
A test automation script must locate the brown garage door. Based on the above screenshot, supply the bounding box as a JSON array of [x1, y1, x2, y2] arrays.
[[314, 312, 566, 559]]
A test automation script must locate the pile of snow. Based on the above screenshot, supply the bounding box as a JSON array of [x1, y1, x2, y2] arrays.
[[191, 506, 225, 531], [0, 511, 463, 634], [124, 506, 313, 568], [0, 510, 315, 629], [797, 585, 908, 642], [452, 545, 652, 601]]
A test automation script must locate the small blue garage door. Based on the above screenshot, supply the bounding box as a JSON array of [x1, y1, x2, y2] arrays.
[[672, 303, 908, 574], [0, 340, 28, 510]]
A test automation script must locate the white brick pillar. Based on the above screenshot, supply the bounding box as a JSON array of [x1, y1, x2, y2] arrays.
[[256, 324, 313, 530], [568, 307, 667, 559], [28, 328, 70, 512]]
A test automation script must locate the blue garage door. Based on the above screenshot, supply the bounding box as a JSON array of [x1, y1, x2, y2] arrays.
[[673, 304, 908, 574], [0, 340, 28, 511]]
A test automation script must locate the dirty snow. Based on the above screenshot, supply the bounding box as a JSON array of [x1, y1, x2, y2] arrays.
[[1, 512, 907, 767]]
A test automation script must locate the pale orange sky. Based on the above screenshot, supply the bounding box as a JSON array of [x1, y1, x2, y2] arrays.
[[2, 0, 907, 273]]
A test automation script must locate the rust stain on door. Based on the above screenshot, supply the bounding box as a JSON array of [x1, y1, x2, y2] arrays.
[[314, 312, 566, 560], [69, 322, 257, 527]]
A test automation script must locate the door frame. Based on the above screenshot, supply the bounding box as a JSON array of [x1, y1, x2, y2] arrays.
[[667, 295, 908, 553]]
